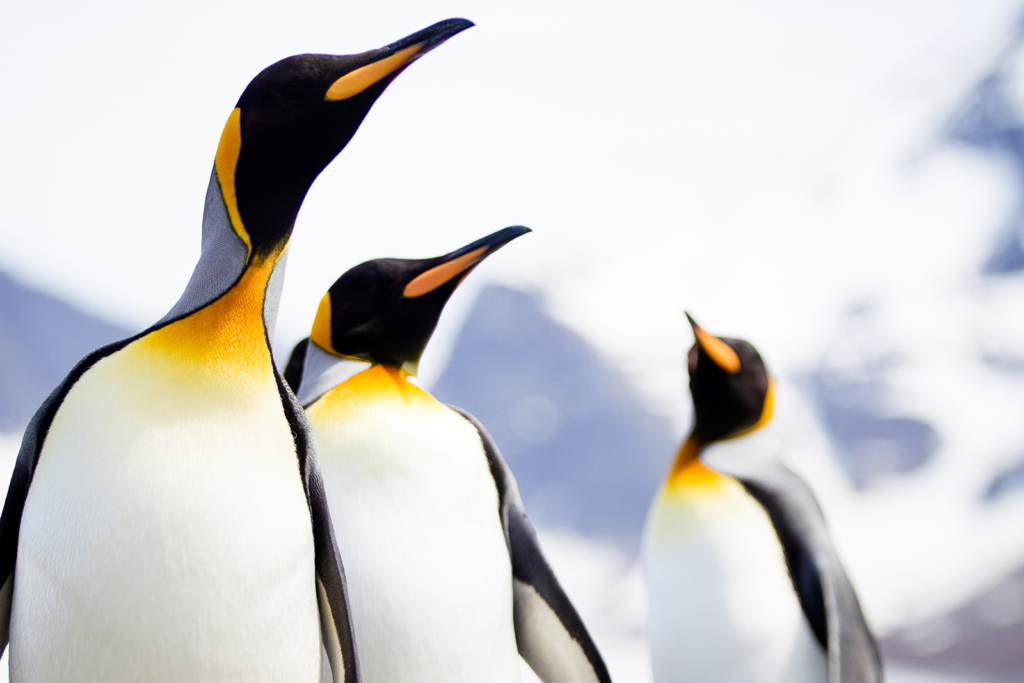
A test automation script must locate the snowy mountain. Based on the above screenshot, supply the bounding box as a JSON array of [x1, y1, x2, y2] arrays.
[[945, 15, 1024, 504], [948, 16, 1024, 277], [852, 16, 1024, 679], [799, 306, 941, 488], [431, 285, 677, 549]]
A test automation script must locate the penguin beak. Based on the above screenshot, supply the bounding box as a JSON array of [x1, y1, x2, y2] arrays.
[[685, 312, 741, 374], [404, 226, 531, 298], [326, 18, 474, 101]]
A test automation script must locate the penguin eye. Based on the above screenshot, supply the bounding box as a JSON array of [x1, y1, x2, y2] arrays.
[[274, 83, 308, 104]]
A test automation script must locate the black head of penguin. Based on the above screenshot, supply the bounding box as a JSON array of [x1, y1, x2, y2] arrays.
[[685, 313, 770, 444], [226, 18, 473, 259], [309, 226, 530, 372]]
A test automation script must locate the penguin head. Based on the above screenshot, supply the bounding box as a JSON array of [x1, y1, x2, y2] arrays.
[[216, 19, 473, 260], [685, 313, 773, 444], [309, 226, 530, 374]]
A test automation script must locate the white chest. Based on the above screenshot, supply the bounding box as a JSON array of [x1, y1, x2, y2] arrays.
[[309, 387, 520, 683], [10, 345, 322, 683], [642, 455, 826, 683]]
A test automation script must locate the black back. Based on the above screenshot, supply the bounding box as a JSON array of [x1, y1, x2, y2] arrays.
[[448, 406, 613, 683], [705, 444, 883, 683]]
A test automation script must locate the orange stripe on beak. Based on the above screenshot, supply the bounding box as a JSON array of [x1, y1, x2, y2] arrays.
[[694, 326, 741, 373], [326, 44, 423, 101], [403, 247, 487, 298]]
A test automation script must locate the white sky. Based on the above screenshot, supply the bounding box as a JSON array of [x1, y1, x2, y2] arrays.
[[2, 0, 1020, 398]]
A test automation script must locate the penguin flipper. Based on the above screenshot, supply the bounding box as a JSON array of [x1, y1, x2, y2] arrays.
[[0, 338, 135, 657], [275, 375, 359, 683], [447, 407, 612, 683], [707, 455, 882, 683], [0, 395, 49, 655]]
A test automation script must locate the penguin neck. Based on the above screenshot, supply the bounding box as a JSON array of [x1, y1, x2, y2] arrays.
[[675, 379, 776, 472], [670, 387, 777, 481], [296, 342, 374, 406], [160, 169, 291, 335], [303, 362, 440, 425], [699, 421, 782, 480], [666, 421, 781, 493], [145, 170, 291, 380]]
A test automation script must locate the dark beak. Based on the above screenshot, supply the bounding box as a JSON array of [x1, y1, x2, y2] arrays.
[[384, 18, 475, 57], [404, 226, 531, 298], [326, 19, 474, 102]]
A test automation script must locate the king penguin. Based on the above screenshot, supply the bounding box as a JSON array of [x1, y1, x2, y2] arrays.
[[283, 227, 613, 683], [0, 19, 472, 683], [641, 315, 881, 683]]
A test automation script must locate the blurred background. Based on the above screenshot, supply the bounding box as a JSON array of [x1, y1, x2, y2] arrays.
[[3, 0, 1024, 680]]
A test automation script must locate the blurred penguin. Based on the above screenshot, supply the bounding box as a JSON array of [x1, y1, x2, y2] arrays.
[[284, 227, 612, 683], [642, 314, 881, 683]]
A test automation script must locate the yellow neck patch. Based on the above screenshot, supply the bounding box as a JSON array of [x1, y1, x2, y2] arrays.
[[214, 108, 252, 256], [669, 435, 700, 480], [136, 258, 276, 387], [666, 458, 730, 496], [666, 437, 730, 496], [663, 382, 774, 495], [307, 364, 441, 423]]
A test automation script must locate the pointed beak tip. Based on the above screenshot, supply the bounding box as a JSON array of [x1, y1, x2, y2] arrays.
[[489, 225, 531, 251], [445, 18, 475, 34], [419, 17, 475, 49], [328, 18, 474, 102], [509, 225, 532, 237], [684, 311, 699, 331]]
